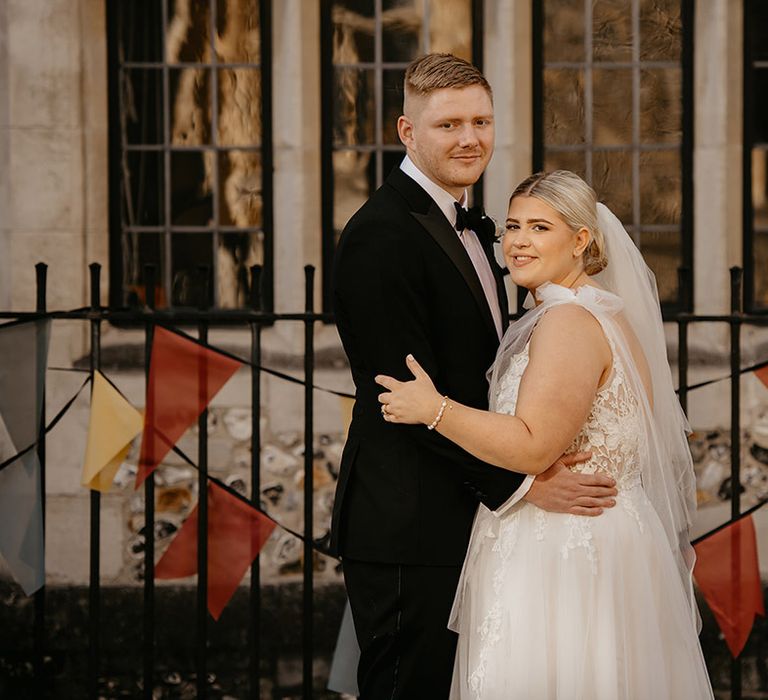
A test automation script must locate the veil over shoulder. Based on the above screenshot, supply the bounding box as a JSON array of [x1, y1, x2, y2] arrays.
[[488, 203, 699, 629]]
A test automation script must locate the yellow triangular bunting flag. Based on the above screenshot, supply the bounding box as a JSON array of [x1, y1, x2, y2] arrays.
[[81, 372, 143, 492]]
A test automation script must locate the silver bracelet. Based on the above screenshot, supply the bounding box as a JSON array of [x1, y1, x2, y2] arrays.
[[427, 396, 449, 430]]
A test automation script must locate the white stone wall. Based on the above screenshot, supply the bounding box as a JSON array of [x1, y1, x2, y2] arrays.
[[0, 0, 108, 325], [0, 0, 766, 587]]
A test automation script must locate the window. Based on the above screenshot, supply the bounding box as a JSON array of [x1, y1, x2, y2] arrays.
[[107, 0, 273, 310], [745, 0, 768, 311], [320, 0, 482, 310], [534, 0, 693, 309]]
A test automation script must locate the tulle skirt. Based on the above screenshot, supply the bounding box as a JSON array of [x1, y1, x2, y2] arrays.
[[448, 483, 714, 700]]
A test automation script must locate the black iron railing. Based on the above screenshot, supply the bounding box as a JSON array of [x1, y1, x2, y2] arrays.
[[1, 263, 767, 698]]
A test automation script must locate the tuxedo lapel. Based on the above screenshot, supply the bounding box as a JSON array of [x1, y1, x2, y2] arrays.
[[411, 204, 499, 339], [384, 167, 499, 339]]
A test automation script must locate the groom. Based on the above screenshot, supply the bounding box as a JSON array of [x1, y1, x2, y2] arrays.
[[330, 53, 617, 698]]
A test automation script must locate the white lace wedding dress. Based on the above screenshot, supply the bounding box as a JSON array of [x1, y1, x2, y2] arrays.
[[448, 314, 714, 699]]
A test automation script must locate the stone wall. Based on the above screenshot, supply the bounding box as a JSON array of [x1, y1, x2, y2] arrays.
[[1, 0, 768, 696]]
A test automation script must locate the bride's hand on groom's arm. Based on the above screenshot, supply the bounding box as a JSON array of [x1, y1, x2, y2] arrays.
[[375, 354, 444, 425], [524, 455, 618, 516]]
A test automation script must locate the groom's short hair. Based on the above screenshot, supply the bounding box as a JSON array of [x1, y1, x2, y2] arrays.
[[404, 53, 492, 101]]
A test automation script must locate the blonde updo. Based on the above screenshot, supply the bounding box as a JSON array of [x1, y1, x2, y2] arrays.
[[509, 170, 608, 276]]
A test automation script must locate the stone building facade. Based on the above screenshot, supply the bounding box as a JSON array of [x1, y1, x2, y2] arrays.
[[0, 0, 767, 695]]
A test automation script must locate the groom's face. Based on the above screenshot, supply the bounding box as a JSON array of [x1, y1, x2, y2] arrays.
[[397, 85, 494, 198]]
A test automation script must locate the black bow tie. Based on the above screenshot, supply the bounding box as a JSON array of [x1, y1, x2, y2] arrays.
[[454, 202, 497, 247]]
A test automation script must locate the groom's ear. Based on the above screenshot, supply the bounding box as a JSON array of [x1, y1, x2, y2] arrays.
[[397, 115, 414, 148]]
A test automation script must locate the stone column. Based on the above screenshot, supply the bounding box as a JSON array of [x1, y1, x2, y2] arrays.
[[3, 0, 86, 318], [694, 0, 743, 316], [688, 1, 744, 428], [0, 0, 108, 361], [0, 0, 9, 311], [272, 0, 322, 318], [483, 0, 532, 311]]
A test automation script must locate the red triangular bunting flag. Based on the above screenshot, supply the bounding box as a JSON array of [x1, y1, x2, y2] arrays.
[[136, 328, 242, 488], [156, 482, 276, 619], [755, 365, 768, 389], [694, 515, 765, 657]]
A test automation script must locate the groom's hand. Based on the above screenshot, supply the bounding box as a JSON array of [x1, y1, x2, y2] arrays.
[[523, 453, 617, 516]]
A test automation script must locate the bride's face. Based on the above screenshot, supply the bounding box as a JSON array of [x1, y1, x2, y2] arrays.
[[502, 195, 590, 290]]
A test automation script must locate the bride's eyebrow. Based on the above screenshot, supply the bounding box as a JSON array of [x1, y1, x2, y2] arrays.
[[505, 218, 554, 225]]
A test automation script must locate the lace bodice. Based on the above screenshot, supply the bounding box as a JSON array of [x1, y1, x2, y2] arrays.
[[493, 339, 645, 490]]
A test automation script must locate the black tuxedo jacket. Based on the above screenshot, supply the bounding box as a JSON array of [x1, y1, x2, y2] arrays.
[[330, 167, 525, 566]]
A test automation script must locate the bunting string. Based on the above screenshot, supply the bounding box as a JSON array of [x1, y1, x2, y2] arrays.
[[676, 358, 768, 395], [0, 374, 92, 474], [93, 365, 336, 558], [156, 324, 354, 399], [691, 495, 768, 546], [2, 317, 768, 571], [4, 359, 764, 560], [5, 307, 768, 400], [6, 310, 768, 400]]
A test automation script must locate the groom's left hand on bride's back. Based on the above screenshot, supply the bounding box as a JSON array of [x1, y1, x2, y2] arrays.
[[524, 453, 618, 516]]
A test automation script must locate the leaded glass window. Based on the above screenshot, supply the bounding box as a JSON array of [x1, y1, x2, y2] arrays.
[[746, 0, 768, 311], [536, 0, 691, 307], [108, 0, 273, 310], [321, 0, 480, 309]]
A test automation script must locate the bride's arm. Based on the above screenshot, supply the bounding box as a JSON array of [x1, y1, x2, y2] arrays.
[[376, 304, 612, 475]]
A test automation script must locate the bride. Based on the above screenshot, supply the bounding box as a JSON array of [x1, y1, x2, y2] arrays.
[[375, 170, 714, 699]]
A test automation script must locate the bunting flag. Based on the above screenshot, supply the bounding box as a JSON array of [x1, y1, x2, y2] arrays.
[[755, 365, 768, 389], [136, 327, 242, 488], [81, 372, 143, 492], [0, 319, 50, 595], [694, 515, 765, 657], [155, 481, 276, 619]]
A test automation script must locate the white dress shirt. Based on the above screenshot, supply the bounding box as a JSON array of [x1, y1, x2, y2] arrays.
[[400, 156, 534, 511]]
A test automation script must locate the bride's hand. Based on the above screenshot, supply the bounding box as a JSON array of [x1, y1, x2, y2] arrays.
[[375, 355, 443, 425]]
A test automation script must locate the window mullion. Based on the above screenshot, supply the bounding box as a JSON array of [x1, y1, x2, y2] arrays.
[[161, 0, 172, 308]]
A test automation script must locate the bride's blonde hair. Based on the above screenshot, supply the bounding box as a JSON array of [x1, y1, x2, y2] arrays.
[[510, 170, 608, 275]]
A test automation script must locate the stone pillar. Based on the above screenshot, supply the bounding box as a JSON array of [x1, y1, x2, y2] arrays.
[[687, 1, 743, 428], [3, 0, 85, 317], [80, 0, 110, 294], [0, 0, 9, 311], [0, 0, 117, 586], [272, 0, 322, 318], [694, 0, 743, 316], [0, 0, 108, 361], [483, 0, 532, 311]]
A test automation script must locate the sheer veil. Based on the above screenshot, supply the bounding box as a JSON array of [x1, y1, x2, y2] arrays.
[[594, 203, 698, 624], [488, 202, 699, 627]]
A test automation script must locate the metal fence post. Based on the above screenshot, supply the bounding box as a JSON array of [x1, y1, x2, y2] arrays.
[[303, 265, 316, 699], [249, 265, 264, 699], [143, 264, 157, 699], [88, 263, 102, 699], [730, 266, 743, 700], [677, 267, 691, 416], [33, 262, 47, 692], [197, 266, 210, 698]]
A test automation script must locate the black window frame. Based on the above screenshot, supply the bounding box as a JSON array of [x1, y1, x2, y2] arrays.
[[744, 0, 768, 313], [532, 0, 694, 317], [320, 0, 485, 313], [106, 0, 274, 314]]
